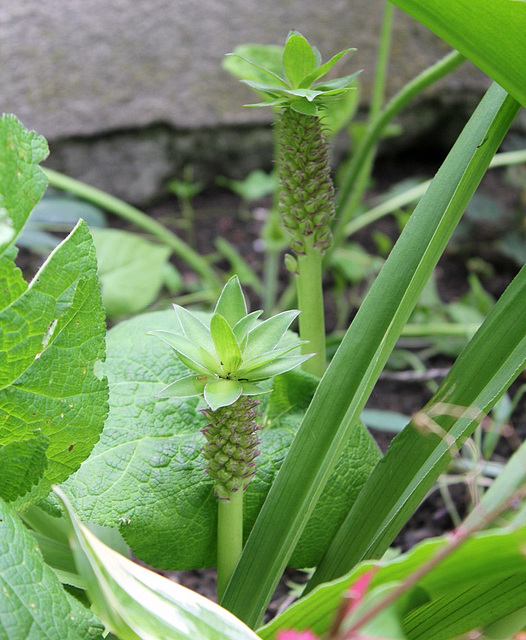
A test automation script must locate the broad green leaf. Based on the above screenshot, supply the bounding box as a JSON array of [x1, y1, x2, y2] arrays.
[[0, 115, 48, 255], [210, 313, 242, 373], [243, 310, 300, 360], [283, 31, 318, 89], [215, 275, 248, 327], [390, 0, 526, 108], [54, 487, 260, 640], [0, 433, 49, 502], [240, 343, 307, 375], [90, 228, 171, 318], [63, 312, 380, 572], [311, 262, 526, 589], [290, 99, 318, 116], [258, 527, 526, 640], [0, 495, 104, 640], [0, 219, 108, 511], [299, 49, 357, 89], [221, 84, 520, 626], [204, 378, 243, 410]]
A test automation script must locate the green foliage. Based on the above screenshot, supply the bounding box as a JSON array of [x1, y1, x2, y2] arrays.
[[389, 0, 526, 108], [64, 310, 380, 570], [149, 276, 311, 410], [0, 116, 109, 511], [227, 30, 359, 116], [0, 495, 104, 639], [55, 487, 260, 640], [91, 228, 172, 318], [259, 526, 526, 640]]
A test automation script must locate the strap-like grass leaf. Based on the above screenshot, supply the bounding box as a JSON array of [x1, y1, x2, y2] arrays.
[[221, 84, 520, 626], [310, 262, 526, 590], [390, 0, 526, 108], [258, 527, 526, 640]]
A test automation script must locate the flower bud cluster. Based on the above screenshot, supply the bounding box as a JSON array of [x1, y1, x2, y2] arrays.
[[201, 396, 260, 499], [278, 109, 335, 255]]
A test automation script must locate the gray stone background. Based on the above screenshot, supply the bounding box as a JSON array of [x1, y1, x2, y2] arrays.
[[1, 0, 503, 204]]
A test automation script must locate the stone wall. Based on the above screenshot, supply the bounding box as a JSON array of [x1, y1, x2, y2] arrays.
[[2, 1, 494, 203]]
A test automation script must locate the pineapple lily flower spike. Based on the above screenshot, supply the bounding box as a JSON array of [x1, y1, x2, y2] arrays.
[[227, 31, 359, 377], [150, 276, 312, 598]]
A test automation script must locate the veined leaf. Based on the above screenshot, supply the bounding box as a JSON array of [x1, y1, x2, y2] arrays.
[[63, 312, 380, 573], [221, 84, 520, 626], [0, 220, 108, 510], [0, 495, 104, 639], [0, 433, 49, 502], [259, 527, 526, 640], [54, 487, 260, 640], [0, 115, 48, 255]]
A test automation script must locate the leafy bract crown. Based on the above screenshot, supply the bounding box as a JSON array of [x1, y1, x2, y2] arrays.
[[150, 276, 312, 410], [227, 30, 359, 117]]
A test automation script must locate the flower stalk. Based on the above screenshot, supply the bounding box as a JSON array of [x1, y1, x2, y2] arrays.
[[150, 275, 311, 598], [227, 30, 358, 377]]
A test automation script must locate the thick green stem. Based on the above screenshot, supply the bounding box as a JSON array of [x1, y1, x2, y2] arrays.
[[43, 167, 220, 288], [217, 488, 244, 601], [297, 246, 326, 377]]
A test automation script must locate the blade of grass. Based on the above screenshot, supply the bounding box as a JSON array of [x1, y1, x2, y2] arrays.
[[390, 0, 526, 108], [221, 84, 519, 627], [309, 262, 526, 590]]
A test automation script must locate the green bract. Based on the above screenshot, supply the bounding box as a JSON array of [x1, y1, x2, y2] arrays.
[[227, 29, 359, 116], [149, 276, 312, 410]]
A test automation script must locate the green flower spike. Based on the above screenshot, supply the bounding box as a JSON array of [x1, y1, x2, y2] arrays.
[[150, 275, 311, 412], [227, 31, 359, 378]]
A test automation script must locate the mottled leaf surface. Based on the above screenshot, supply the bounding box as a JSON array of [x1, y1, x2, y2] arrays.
[[0, 496, 104, 640], [65, 310, 381, 570], [0, 117, 108, 509]]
